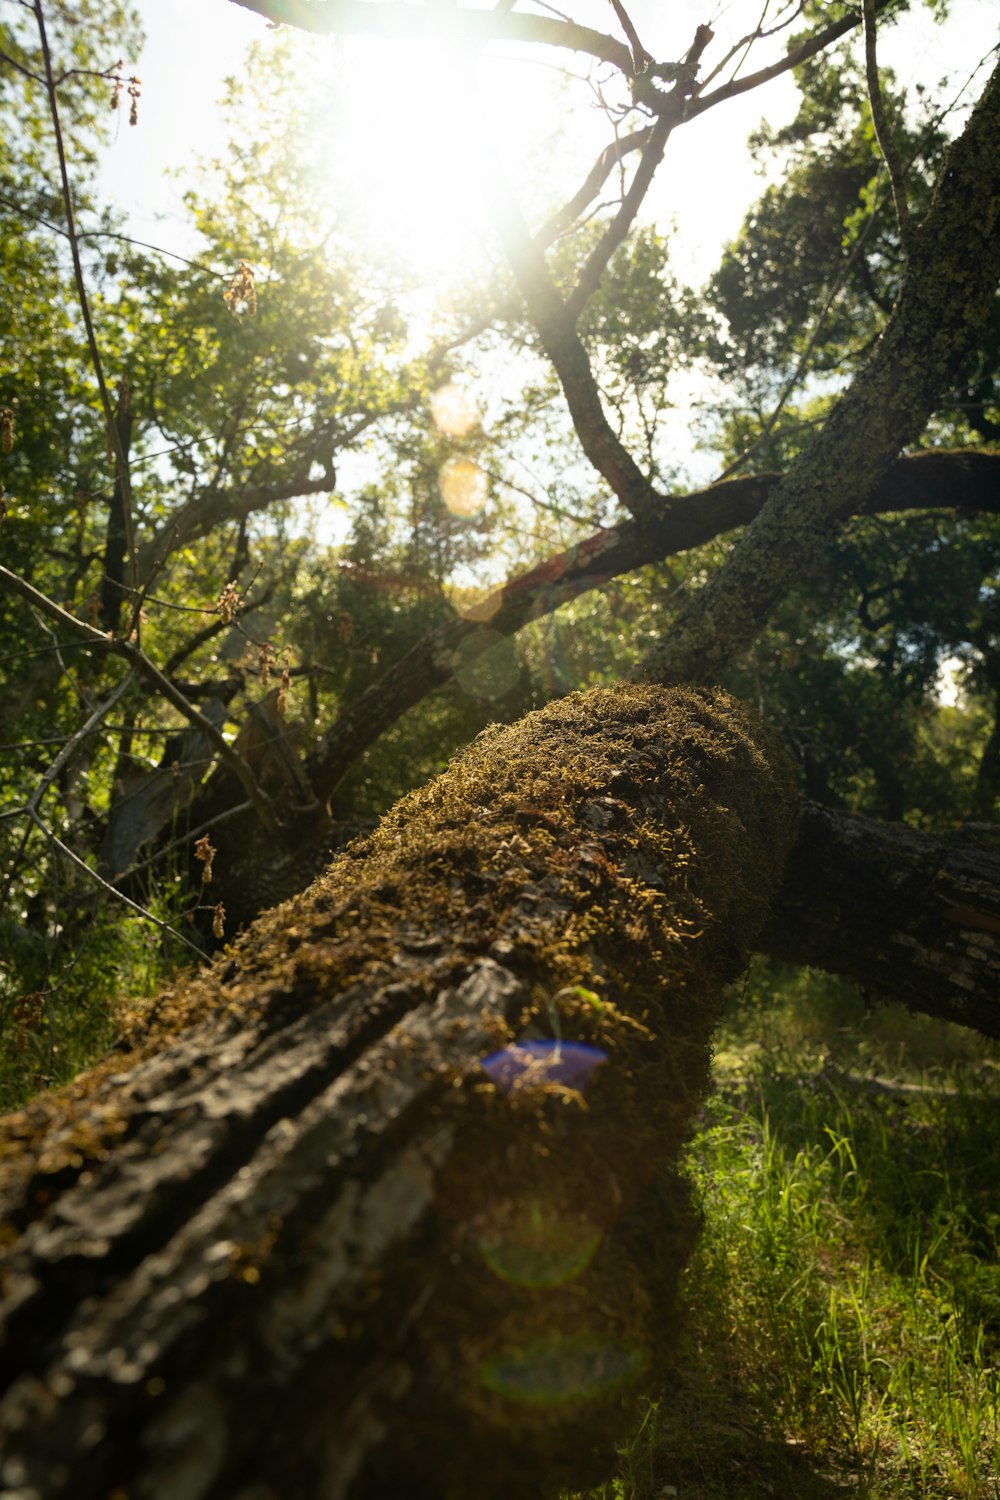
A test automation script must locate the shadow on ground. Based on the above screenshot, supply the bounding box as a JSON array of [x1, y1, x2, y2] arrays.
[[646, 1362, 858, 1500]]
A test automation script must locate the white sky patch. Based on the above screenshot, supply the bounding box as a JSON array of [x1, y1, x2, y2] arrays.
[[90, 0, 998, 534], [936, 654, 968, 708], [99, 0, 995, 279]]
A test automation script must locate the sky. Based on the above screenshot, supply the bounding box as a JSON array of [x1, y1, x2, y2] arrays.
[[98, 0, 997, 287], [80, 0, 997, 649], [88, 0, 996, 532]]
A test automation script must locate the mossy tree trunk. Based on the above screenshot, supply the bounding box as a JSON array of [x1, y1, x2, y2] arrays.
[[0, 686, 797, 1500]]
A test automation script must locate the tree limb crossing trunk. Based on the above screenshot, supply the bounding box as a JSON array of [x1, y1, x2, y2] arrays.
[[0, 686, 797, 1500]]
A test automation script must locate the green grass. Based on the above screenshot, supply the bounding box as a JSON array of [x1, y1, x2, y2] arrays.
[[576, 965, 1000, 1500], [0, 899, 184, 1111]]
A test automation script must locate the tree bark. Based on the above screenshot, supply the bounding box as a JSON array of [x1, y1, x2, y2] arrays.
[[0, 686, 797, 1500], [91, 448, 999, 907], [644, 58, 1000, 686], [302, 448, 1000, 804], [759, 802, 1000, 1036]]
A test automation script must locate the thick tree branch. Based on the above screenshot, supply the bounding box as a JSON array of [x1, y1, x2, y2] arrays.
[[565, 111, 674, 322], [230, 0, 883, 111], [643, 59, 1000, 685], [227, 0, 633, 71], [0, 687, 799, 1500], [481, 146, 663, 525], [304, 450, 1000, 803], [136, 465, 335, 583], [566, 24, 715, 320]]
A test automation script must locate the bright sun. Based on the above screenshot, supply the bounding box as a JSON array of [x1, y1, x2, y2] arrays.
[[326, 38, 500, 280]]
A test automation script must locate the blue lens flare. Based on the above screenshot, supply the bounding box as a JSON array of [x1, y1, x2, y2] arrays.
[[481, 1040, 607, 1094]]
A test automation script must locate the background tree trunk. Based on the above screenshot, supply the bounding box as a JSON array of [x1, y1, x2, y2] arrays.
[[759, 802, 1000, 1035], [0, 686, 797, 1500]]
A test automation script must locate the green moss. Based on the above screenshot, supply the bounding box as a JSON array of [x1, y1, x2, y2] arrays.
[[0, 685, 799, 1498]]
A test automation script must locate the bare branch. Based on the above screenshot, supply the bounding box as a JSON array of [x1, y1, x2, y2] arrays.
[[607, 0, 652, 75], [698, 1, 805, 93], [565, 111, 674, 320], [34, 1, 138, 598], [478, 136, 662, 525], [0, 563, 281, 832], [535, 127, 653, 245], [863, 0, 912, 250], [687, 0, 894, 123]]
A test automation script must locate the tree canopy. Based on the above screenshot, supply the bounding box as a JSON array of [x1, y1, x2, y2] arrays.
[[1, 1, 999, 1493], [0, 0, 998, 1101]]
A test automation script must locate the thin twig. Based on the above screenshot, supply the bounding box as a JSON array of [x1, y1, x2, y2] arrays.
[[118, 801, 255, 885], [863, 0, 911, 251], [28, 810, 208, 959], [0, 45, 44, 84], [0, 190, 230, 277], [698, 0, 804, 93], [0, 562, 281, 831], [34, 0, 138, 596]]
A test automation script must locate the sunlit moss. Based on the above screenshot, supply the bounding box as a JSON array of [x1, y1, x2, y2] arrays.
[[0, 684, 798, 1498]]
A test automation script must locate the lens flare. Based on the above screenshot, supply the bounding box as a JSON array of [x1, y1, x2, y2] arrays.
[[452, 584, 502, 623], [440, 457, 487, 517], [453, 628, 520, 700], [479, 1335, 649, 1406], [430, 383, 479, 437], [477, 1200, 602, 1287], [481, 1040, 607, 1094]]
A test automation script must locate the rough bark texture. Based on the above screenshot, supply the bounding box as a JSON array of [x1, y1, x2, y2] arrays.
[[93, 449, 998, 911], [301, 447, 1000, 804], [644, 57, 1000, 686], [0, 686, 797, 1500], [760, 802, 1000, 1035]]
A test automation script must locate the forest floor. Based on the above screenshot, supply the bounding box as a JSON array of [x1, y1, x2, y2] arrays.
[[573, 965, 1000, 1500]]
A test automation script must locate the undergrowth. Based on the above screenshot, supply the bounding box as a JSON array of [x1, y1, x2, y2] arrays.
[[0, 901, 183, 1112], [572, 963, 1000, 1500]]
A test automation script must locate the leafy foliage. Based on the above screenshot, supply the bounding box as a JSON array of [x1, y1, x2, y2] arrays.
[[0, 0, 997, 1112]]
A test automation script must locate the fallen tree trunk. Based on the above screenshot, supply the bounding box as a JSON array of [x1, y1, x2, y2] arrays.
[[0, 685, 796, 1500], [759, 802, 1000, 1035]]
